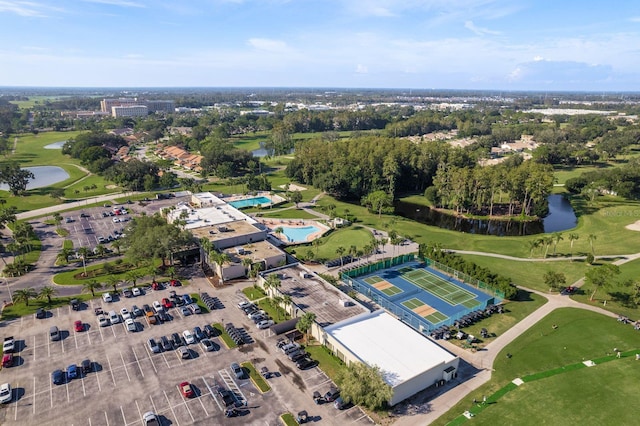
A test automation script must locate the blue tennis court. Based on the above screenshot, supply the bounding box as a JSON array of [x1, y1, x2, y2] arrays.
[[346, 260, 496, 331]]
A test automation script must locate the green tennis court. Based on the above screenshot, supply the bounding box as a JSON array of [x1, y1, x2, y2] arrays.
[[402, 298, 424, 310], [425, 311, 448, 323], [402, 268, 475, 306], [363, 276, 384, 285], [381, 286, 403, 296]]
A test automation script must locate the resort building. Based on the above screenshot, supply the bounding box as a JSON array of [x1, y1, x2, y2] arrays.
[[324, 310, 460, 406], [111, 105, 148, 118], [216, 240, 287, 281]]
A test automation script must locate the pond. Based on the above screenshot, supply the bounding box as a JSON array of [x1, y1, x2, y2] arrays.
[[395, 194, 577, 236], [251, 142, 294, 157], [0, 166, 70, 191], [44, 141, 67, 149]]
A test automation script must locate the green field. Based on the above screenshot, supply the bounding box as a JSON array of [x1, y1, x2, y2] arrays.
[[292, 225, 374, 261], [433, 308, 640, 425]]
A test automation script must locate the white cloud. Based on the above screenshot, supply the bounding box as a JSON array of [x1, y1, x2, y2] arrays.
[[80, 0, 146, 7], [464, 20, 501, 36], [0, 0, 61, 17], [355, 64, 368, 73], [533, 55, 544, 62], [247, 38, 291, 53]]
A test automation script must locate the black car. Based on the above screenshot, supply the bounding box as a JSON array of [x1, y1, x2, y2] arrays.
[[52, 369, 65, 385], [81, 359, 93, 374], [36, 307, 46, 319], [123, 288, 133, 298], [160, 336, 172, 351], [203, 324, 216, 338], [143, 304, 153, 314], [193, 326, 205, 341], [324, 387, 340, 402], [290, 351, 308, 363], [217, 387, 235, 407], [296, 357, 316, 370], [157, 311, 170, 322], [171, 333, 183, 347]]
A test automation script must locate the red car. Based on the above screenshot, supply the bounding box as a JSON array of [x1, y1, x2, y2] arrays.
[[170, 279, 181, 287], [162, 298, 173, 309], [74, 320, 84, 332], [180, 382, 195, 398]]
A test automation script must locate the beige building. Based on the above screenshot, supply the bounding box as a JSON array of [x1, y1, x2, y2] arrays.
[[111, 105, 148, 118], [215, 240, 286, 281]]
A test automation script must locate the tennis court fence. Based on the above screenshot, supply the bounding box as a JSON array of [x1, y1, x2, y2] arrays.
[[422, 257, 505, 300], [340, 254, 416, 279]]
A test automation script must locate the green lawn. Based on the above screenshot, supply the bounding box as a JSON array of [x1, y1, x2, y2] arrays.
[[241, 361, 271, 393], [1, 293, 97, 321], [553, 164, 611, 184], [432, 308, 640, 425], [290, 225, 374, 262], [258, 209, 319, 219], [212, 323, 237, 349]]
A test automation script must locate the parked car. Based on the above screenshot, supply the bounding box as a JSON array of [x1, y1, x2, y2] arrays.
[[74, 320, 84, 332], [218, 387, 235, 407], [152, 301, 163, 313], [49, 325, 61, 341], [180, 306, 190, 316], [142, 304, 152, 314], [2, 354, 13, 368], [230, 362, 244, 379], [157, 311, 170, 322], [180, 381, 195, 398], [148, 339, 161, 353], [162, 298, 173, 309], [123, 288, 133, 298], [160, 336, 172, 351], [203, 324, 216, 338], [248, 310, 266, 320], [188, 304, 201, 314], [324, 387, 340, 402], [125, 318, 136, 332], [67, 364, 78, 380], [81, 359, 92, 374], [142, 411, 160, 426], [193, 326, 205, 341], [182, 330, 196, 345], [108, 310, 120, 324], [36, 307, 46, 319], [237, 301, 252, 310], [102, 292, 113, 303], [52, 369, 65, 385], [98, 315, 109, 327], [132, 287, 142, 297], [132, 305, 143, 317], [257, 319, 275, 329], [201, 338, 216, 352], [178, 347, 190, 359], [0, 383, 12, 404], [169, 279, 181, 287], [296, 357, 316, 370], [171, 333, 183, 347], [289, 350, 308, 362]]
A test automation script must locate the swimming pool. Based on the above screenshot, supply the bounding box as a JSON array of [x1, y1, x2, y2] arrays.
[[228, 196, 272, 209], [280, 225, 320, 242]]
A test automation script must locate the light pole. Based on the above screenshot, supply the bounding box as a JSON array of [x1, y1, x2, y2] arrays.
[[4, 278, 13, 304]]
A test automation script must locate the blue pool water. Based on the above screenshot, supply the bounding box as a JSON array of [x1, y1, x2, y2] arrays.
[[280, 225, 320, 242], [228, 196, 272, 209]]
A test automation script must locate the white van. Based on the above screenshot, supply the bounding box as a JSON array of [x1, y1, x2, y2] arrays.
[[108, 310, 120, 324], [102, 293, 113, 303]]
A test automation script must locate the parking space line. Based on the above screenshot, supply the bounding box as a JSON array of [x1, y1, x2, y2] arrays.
[[33, 376, 36, 414], [104, 411, 110, 426], [94, 361, 102, 391], [88, 418, 91, 426], [163, 390, 181, 426], [87, 326, 92, 345], [49, 374, 53, 408], [81, 372, 86, 397], [143, 345, 158, 374], [33, 335, 36, 362], [161, 352, 171, 369], [202, 376, 223, 411], [197, 395, 209, 417], [74, 327, 79, 349], [66, 378, 70, 402], [14, 381, 18, 421], [131, 346, 144, 378], [177, 386, 196, 424], [135, 399, 143, 421], [120, 406, 127, 425], [120, 351, 131, 382], [61, 336, 65, 353], [106, 354, 116, 385], [47, 332, 51, 358], [98, 322, 104, 341], [149, 395, 159, 420], [111, 325, 117, 338]]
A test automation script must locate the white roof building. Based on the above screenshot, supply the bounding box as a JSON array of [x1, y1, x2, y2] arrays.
[[324, 309, 459, 406]]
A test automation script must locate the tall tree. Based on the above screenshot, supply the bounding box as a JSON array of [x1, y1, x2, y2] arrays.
[[296, 311, 317, 343], [336, 363, 393, 410], [585, 264, 620, 301], [552, 232, 563, 256], [0, 162, 34, 196], [568, 233, 579, 257], [587, 234, 597, 255], [82, 279, 103, 297], [13, 287, 37, 306], [543, 271, 567, 292]]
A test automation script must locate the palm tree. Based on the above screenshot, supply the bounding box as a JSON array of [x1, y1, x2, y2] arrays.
[[105, 275, 120, 294], [38, 285, 57, 304], [274, 227, 284, 241], [336, 246, 345, 267], [111, 240, 122, 255], [588, 234, 597, 255], [249, 263, 264, 284], [264, 273, 282, 297], [77, 246, 90, 277], [542, 236, 554, 258], [82, 279, 103, 297], [53, 212, 62, 229], [13, 288, 37, 306], [241, 257, 253, 277], [94, 244, 106, 258], [57, 247, 74, 265], [165, 266, 176, 279], [272, 295, 283, 319], [552, 232, 563, 256], [296, 312, 317, 343], [568, 233, 579, 257], [527, 239, 539, 258], [125, 270, 143, 287], [282, 294, 293, 317]]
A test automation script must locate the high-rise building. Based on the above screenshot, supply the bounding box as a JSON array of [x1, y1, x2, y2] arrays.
[[111, 105, 148, 117]]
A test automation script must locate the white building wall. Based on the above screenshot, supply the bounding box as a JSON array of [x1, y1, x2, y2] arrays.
[[389, 358, 459, 406]]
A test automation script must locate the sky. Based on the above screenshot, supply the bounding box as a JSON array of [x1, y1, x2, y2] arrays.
[[1, 0, 640, 91]]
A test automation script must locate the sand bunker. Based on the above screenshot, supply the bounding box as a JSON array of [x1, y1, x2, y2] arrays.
[[625, 220, 640, 231]]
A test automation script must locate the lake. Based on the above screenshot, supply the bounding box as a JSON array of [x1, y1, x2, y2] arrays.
[[395, 194, 577, 236], [44, 141, 67, 149], [0, 166, 70, 191]]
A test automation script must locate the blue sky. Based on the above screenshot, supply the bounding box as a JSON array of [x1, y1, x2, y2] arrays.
[[1, 0, 640, 90]]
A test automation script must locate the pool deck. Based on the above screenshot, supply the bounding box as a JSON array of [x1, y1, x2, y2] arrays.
[[255, 218, 329, 243], [224, 192, 287, 205]]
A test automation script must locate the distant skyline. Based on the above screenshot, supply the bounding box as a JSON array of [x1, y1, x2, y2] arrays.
[[1, 1, 640, 91]]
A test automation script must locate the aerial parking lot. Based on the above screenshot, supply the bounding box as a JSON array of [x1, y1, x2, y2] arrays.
[[0, 283, 375, 426]]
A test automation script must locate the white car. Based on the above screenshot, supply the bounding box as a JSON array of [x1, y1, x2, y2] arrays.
[[142, 411, 160, 426], [237, 301, 252, 309], [0, 383, 11, 404], [132, 287, 142, 297], [125, 318, 136, 332], [257, 319, 275, 329], [152, 301, 163, 313], [109, 310, 120, 324], [248, 310, 266, 319], [182, 329, 196, 345], [98, 315, 110, 327]]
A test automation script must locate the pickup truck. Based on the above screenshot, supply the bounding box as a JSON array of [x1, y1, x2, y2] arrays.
[[3, 336, 15, 353]]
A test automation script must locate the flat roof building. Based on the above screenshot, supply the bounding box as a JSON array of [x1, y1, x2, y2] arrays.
[[111, 105, 148, 118], [324, 310, 459, 406]]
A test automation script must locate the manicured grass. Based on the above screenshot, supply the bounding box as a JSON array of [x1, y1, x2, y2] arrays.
[[305, 344, 348, 381], [1, 293, 97, 321], [553, 164, 610, 184], [431, 308, 640, 425], [242, 285, 266, 301], [458, 255, 589, 293], [212, 323, 237, 349], [189, 294, 210, 314], [52, 258, 162, 285], [241, 361, 271, 393], [291, 225, 374, 262], [280, 412, 298, 426], [445, 290, 547, 349], [256, 298, 289, 322], [230, 132, 269, 152]]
